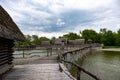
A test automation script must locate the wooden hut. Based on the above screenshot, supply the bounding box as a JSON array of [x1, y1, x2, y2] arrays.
[[74, 39, 85, 45], [0, 5, 25, 76], [41, 41, 51, 46], [54, 38, 68, 45]]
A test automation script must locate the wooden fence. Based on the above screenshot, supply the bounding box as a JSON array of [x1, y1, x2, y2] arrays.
[[58, 45, 101, 80]]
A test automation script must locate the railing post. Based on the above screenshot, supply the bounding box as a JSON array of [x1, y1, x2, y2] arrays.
[[0, 75, 2, 80], [50, 47, 52, 56], [23, 48, 25, 58], [47, 48, 49, 56], [77, 68, 81, 80]]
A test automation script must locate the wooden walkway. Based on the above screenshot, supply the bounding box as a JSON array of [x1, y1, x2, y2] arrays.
[[3, 55, 75, 80]]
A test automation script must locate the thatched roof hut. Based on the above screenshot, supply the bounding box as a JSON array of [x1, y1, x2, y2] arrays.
[[0, 5, 25, 77], [0, 5, 25, 41], [54, 38, 68, 45], [41, 41, 51, 46]]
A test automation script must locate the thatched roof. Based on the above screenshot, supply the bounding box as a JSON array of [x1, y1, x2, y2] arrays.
[[0, 5, 26, 41]]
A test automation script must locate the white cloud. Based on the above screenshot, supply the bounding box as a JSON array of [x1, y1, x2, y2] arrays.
[[30, 0, 116, 14], [48, 0, 116, 12], [56, 19, 65, 26], [32, 0, 49, 7], [1, 0, 120, 38], [23, 30, 67, 38]]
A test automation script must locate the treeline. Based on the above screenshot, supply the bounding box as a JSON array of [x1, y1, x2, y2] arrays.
[[81, 28, 120, 46], [15, 35, 50, 47], [15, 28, 120, 47], [60, 28, 120, 46]]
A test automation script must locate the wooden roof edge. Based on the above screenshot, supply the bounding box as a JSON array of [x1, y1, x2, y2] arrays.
[[0, 24, 26, 41], [0, 5, 26, 41]]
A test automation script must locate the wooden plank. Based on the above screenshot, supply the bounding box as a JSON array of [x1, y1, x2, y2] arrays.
[[0, 60, 8, 66], [0, 55, 8, 59], [0, 50, 13, 56], [0, 64, 13, 75], [3, 64, 74, 80], [0, 56, 13, 62]]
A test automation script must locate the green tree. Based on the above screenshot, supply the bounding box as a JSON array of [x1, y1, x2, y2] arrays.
[[100, 28, 107, 34], [31, 35, 41, 45], [99, 29, 115, 46], [62, 32, 80, 40], [39, 37, 50, 44], [50, 37, 56, 44], [116, 29, 120, 46], [105, 30, 115, 46], [82, 29, 99, 43], [14, 35, 32, 47], [22, 35, 32, 46]]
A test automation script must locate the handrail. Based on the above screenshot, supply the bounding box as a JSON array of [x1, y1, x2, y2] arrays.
[[61, 59, 101, 80], [58, 45, 101, 80], [61, 45, 91, 56]]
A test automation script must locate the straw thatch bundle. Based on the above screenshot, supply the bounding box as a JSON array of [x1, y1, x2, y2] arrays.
[[0, 5, 25, 41]]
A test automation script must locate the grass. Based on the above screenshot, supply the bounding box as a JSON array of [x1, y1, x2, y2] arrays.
[[103, 46, 120, 49]]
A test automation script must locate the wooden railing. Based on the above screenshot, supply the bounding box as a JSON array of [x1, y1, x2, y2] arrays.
[[58, 45, 101, 80]]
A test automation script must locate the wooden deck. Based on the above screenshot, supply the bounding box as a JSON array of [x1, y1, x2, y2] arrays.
[[3, 55, 75, 80]]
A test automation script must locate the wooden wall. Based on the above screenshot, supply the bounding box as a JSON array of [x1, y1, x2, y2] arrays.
[[0, 37, 14, 75]]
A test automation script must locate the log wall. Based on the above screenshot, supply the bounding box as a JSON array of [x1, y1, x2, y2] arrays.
[[0, 37, 14, 75]]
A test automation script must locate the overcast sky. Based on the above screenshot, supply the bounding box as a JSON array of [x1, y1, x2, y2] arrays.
[[0, 0, 120, 38]]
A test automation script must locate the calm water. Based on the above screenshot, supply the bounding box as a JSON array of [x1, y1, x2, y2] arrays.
[[77, 51, 120, 80], [13, 50, 56, 58]]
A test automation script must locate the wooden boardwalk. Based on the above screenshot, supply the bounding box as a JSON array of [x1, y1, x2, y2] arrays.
[[3, 55, 75, 80]]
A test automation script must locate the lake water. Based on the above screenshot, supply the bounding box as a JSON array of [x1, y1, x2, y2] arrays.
[[73, 51, 120, 80], [13, 50, 57, 58]]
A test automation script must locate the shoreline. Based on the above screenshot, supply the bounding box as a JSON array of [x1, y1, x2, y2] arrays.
[[100, 48, 120, 52]]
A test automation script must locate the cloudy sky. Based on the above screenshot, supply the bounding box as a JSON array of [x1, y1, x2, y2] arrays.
[[0, 0, 120, 38]]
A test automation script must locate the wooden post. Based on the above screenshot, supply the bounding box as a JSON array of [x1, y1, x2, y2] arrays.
[[47, 48, 49, 56], [23, 48, 25, 58], [0, 75, 2, 80], [50, 48, 52, 56], [77, 68, 81, 80]]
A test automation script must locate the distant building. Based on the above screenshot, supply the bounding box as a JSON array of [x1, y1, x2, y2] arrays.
[[54, 38, 68, 45], [87, 39, 92, 44], [41, 41, 51, 46], [74, 39, 85, 45], [68, 39, 85, 45], [0, 6, 25, 75], [68, 40, 75, 45]]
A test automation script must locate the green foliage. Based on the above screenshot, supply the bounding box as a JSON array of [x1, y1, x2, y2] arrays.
[[14, 35, 50, 47], [82, 29, 99, 43], [14, 28, 120, 47], [116, 29, 120, 46], [104, 30, 115, 46], [50, 37, 56, 44], [39, 37, 50, 44], [81, 28, 120, 46], [99, 29, 116, 46], [62, 32, 80, 40], [31, 35, 41, 45]]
